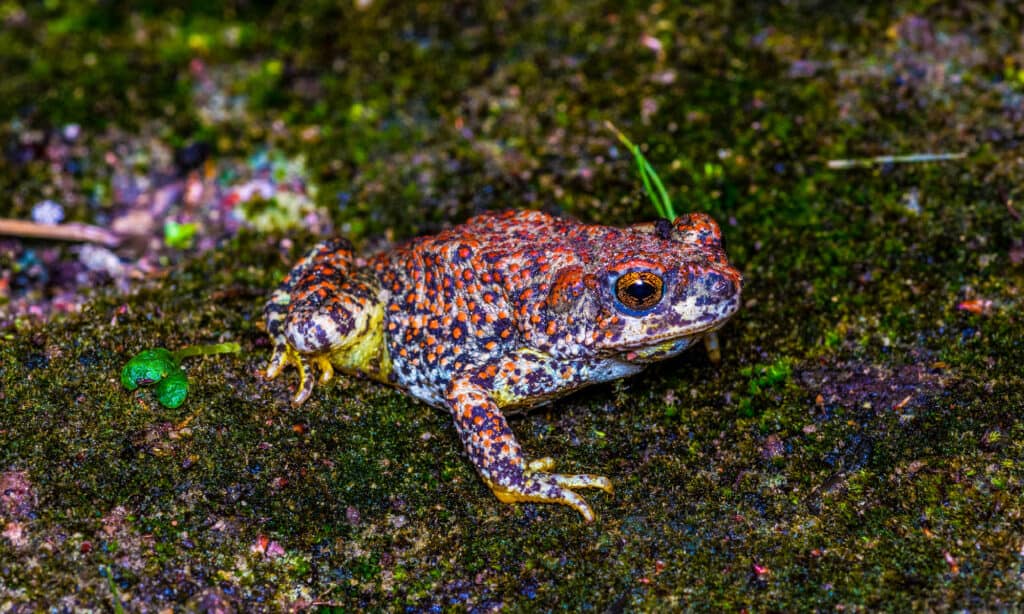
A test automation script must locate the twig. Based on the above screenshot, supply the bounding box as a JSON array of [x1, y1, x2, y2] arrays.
[[0, 218, 122, 247], [826, 152, 967, 169], [172, 341, 242, 361]]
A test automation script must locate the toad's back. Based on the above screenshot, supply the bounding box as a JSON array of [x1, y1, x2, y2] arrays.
[[366, 210, 594, 404]]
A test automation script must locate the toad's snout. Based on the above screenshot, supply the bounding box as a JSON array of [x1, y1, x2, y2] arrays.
[[679, 265, 742, 307]]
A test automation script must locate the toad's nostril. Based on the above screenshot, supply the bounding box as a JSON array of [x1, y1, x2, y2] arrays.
[[706, 274, 737, 301]]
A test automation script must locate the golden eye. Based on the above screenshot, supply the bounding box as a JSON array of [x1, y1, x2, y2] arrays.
[[615, 271, 664, 312]]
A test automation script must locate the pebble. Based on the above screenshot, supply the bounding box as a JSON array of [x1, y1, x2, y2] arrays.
[[78, 245, 124, 277], [111, 210, 156, 237], [31, 200, 64, 225], [61, 124, 81, 142]]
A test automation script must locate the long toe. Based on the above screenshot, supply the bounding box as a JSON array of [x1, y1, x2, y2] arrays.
[[488, 471, 613, 523], [546, 473, 614, 495], [289, 356, 315, 406], [265, 346, 289, 380]]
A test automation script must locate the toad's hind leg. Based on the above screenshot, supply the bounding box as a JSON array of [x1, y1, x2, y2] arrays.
[[446, 378, 613, 522], [264, 239, 381, 405]]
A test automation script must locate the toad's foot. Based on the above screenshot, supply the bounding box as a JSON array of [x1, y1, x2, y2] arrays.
[[264, 344, 335, 406], [486, 457, 613, 522], [447, 379, 614, 522]]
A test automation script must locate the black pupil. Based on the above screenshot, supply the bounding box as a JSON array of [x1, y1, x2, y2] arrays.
[[626, 280, 656, 301]]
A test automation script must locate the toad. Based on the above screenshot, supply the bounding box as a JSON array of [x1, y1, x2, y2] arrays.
[[264, 210, 742, 521]]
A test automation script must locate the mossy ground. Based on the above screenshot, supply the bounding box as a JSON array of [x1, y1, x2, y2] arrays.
[[2, 1, 1024, 611]]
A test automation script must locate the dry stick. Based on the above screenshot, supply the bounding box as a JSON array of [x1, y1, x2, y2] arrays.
[[0, 218, 121, 247], [827, 152, 967, 169]]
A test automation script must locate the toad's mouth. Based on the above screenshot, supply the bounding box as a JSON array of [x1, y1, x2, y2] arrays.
[[607, 321, 728, 364]]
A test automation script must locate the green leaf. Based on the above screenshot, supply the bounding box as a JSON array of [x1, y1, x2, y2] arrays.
[[164, 220, 198, 249], [155, 369, 189, 409], [120, 348, 176, 391]]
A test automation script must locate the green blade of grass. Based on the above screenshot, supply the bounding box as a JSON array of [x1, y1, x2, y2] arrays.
[[635, 156, 663, 217], [102, 566, 125, 614], [605, 120, 676, 221], [640, 156, 676, 220]]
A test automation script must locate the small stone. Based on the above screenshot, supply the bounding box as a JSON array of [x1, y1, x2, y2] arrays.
[[62, 124, 81, 142], [1009, 242, 1024, 266], [78, 245, 123, 277], [0, 471, 36, 518], [902, 188, 921, 215], [762, 434, 785, 460], [264, 540, 285, 558], [111, 210, 155, 237], [641, 33, 663, 56], [187, 588, 236, 614], [31, 200, 64, 225], [2, 522, 27, 548]]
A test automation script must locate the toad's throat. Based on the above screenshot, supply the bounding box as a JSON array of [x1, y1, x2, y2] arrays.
[[326, 301, 392, 382]]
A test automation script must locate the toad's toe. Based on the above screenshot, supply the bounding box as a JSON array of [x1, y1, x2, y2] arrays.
[[486, 469, 613, 523]]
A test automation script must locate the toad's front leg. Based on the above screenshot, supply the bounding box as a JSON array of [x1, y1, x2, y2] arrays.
[[446, 377, 613, 522], [264, 239, 383, 406]]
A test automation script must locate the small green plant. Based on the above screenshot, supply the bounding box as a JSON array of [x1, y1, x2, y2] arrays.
[[737, 358, 793, 417], [742, 359, 792, 395], [121, 342, 240, 408], [101, 565, 125, 614], [163, 220, 198, 249], [606, 120, 677, 220]]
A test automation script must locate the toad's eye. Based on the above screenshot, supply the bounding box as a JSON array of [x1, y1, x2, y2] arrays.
[[614, 271, 664, 313]]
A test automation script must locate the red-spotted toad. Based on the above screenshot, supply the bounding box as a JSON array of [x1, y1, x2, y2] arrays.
[[265, 210, 742, 521]]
